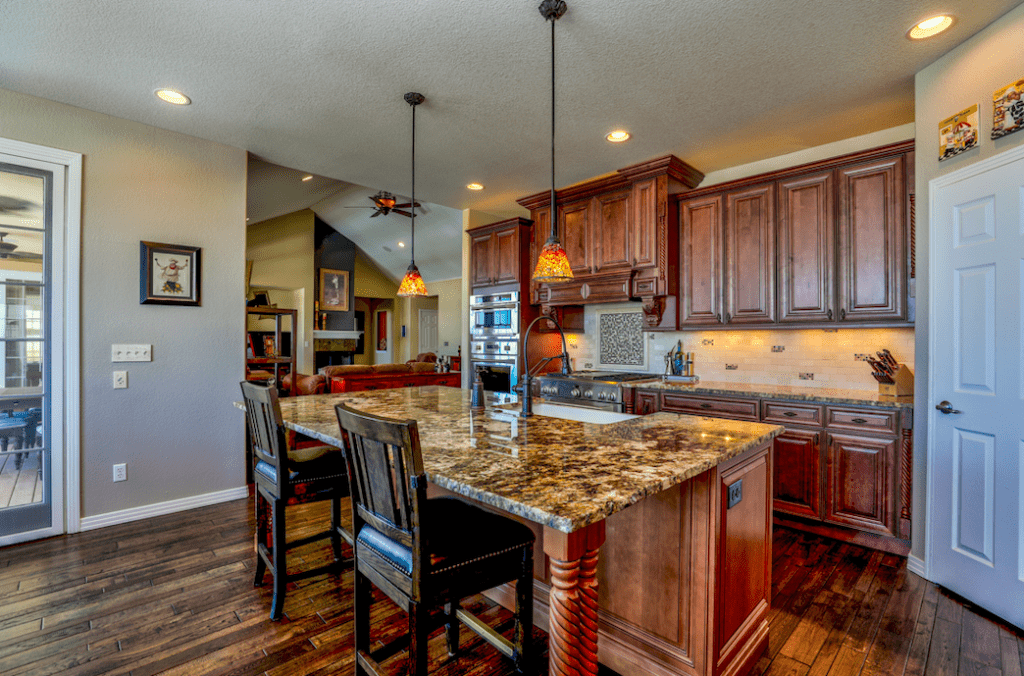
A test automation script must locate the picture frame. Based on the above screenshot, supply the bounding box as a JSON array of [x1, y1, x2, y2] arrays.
[[140, 241, 201, 306], [938, 104, 979, 161], [319, 268, 349, 312], [992, 78, 1024, 140]]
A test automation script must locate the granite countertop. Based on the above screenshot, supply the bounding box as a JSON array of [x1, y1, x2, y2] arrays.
[[636, 379, 914, 409], [263, 387, 782, 534]]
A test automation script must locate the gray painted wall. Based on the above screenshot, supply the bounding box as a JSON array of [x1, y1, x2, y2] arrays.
[[0, 87, 248, 518], [912, 3, 1024, 560]]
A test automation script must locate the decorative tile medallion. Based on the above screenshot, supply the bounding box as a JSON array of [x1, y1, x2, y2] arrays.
[[599, 312, 645, 366]]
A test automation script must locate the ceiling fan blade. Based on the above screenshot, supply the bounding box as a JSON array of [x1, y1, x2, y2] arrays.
[[391, 209, 413, 218], [391, 202, 421, 209], [344, 206, 377, 208], [370, 210, 382, 218]]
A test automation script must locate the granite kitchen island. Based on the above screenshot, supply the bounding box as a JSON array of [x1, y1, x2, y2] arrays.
[[270, 387, 783, 676]]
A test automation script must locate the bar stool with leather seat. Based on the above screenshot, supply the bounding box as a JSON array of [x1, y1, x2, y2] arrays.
[[240, 381, 352, 621], [334, 403, 535, 676]]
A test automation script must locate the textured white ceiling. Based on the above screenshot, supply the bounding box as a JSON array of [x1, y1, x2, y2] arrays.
[[3, 0, 1021, 276]]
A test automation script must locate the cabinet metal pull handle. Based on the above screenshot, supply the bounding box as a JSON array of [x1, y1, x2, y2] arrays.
[[632, 257, 637, 266], [851, 418, 868, 424], [700, 403, 713, 409], [840, 309, 846, 320], [783, 411, 798, 417], [717, 313, 722, 323], [814, 434, 820, 446], [725, 312, 732, 323], [827, 308, 833, 320]]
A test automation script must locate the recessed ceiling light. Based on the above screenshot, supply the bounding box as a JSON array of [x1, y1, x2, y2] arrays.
[[155, 89, 191, 105], [301, 175, 313, 182], [908, 15, 954, 39], [606, 130, 631, 143], [466, 183, 485, 191], [398, 241, 406, 248]]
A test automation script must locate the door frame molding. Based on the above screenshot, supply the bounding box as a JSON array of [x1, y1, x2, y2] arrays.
[[0, 136, 83, 537], [926, 140, 1024, 582]]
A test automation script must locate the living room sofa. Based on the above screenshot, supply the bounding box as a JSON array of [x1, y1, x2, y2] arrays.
[[319, 363, 461, 393]]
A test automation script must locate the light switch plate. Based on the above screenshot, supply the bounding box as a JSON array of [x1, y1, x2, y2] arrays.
[[112, 344, 152, 362], [113, 371, 128, 389]]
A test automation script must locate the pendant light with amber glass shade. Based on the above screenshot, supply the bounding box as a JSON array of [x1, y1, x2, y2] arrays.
[[397, 92, 429, 297], [531, 0, 573, 283]]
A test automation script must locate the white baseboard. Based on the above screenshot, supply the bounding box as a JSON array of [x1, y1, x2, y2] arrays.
[[907, 553, 927, 579], [79, 486, 249, 532]]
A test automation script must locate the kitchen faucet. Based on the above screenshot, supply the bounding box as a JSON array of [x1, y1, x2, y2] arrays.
[[519, 313, 572, 418]]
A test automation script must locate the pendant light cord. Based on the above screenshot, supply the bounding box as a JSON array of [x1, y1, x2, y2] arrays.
[[549, 16, 557, 241], [411, 101, 416, 266]]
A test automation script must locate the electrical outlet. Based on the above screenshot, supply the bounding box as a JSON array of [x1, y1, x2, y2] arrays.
[[854, 353, 873, 361], [112, 371, 128, 389], [702, 339, 714, 346], [771, 345, 785, 353], [113, 463, 126, 482], [725, 364, 738, 370], [727, 480, 742, 509], [798, 372, 814, 380]]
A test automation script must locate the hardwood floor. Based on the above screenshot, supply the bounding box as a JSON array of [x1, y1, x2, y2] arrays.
[[0, 496, 1021, 676]]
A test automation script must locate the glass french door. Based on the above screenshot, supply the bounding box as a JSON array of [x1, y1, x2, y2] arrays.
[[0, 158, 57, 541]]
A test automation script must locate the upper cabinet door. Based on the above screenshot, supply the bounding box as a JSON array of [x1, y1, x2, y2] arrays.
[[778, 171, 835, 323], [593, 190, 632, 273], [837, 157, 906, 322], [559, 199, 592, 276], [494, 226, 520, 284], [725, 184, 776, 324], [470, 231, 495, 287], [632, 177, 659, 269], [680, 195, 724, 326]]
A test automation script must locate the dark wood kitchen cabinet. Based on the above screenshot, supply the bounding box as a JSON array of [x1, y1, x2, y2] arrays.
[[825, 431, 896, 536], [593, 190, 632, 274], [773, 427, 822, 520], [837, 156, 906, 322], [725, 184, 776, 324], [467, 217, 532, 291], [672, 140, 913, 329], [630, 388, 912, 553], [679, 194, 724, 326], [518, 155, 703, 327], [778, 170, 835, 323]]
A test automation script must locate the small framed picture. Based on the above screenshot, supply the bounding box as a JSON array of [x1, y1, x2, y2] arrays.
[[262, 335, 277, 358], [992, 78, 1024, 140], [319, 268, 349, 312], [938, 104, 979, 161], [140, 241, 201, 306]]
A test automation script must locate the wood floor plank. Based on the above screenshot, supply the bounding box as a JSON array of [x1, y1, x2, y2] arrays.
[[926, 617, 963, 676], [2, 497, 1023, 676]]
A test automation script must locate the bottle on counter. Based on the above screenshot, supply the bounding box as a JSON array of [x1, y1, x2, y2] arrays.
[[673, 341, 684, 376]]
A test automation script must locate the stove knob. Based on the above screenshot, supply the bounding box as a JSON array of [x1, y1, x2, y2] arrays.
[[571, 388, 581, 398], [584, 390, 593, 399], [598, 391, 607, 401], [608, 392, 617, 402]]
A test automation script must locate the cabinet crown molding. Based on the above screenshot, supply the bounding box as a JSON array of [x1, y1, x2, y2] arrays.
[[516, 154, 704, 211]]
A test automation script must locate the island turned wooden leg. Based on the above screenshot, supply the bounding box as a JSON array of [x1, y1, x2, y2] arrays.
[[543, 521, 606, 676]]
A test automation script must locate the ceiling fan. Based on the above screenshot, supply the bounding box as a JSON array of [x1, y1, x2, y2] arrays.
[[0, 233, 42, 261], [344, 190, 420, 218], [0, 196, 39, 215]]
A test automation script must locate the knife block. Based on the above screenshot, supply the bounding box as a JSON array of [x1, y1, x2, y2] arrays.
[[879, 365, 914, 396]]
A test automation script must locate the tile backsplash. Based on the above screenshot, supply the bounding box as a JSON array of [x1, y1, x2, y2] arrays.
[[565, 302, 915, 392]]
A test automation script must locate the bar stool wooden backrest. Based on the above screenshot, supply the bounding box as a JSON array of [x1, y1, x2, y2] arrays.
[[241, 381, 287, 494]]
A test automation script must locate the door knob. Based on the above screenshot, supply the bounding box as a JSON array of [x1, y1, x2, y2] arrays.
[[935, 401, 962, 415]]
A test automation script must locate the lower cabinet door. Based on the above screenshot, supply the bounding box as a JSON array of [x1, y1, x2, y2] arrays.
[[635, 390, 660, 415], [773, 428, 822, 519], [825, 432, 896, 535]]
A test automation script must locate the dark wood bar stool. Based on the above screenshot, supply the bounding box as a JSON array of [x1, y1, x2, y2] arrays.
[[240, 381, 351, 621], [334, 403, 535, 676]]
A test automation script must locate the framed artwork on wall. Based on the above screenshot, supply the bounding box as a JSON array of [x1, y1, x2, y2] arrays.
[[938, 104, 979, 161], [319, 268, 349, 312], [992, 78, 1024, 140], [140, 241, 201, 306]]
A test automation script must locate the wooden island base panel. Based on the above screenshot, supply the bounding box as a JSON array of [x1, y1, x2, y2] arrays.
[[453, 438, 773, 676], [266, 387, 782, 676]]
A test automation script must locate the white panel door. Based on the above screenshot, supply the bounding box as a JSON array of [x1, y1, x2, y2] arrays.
[[418, 309, 438, 355], [929, 145, 1024, 629]]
